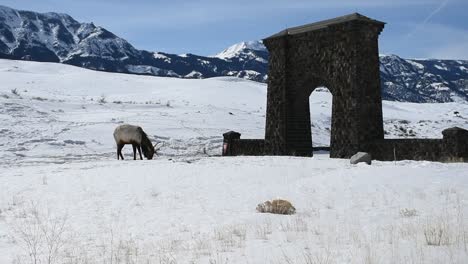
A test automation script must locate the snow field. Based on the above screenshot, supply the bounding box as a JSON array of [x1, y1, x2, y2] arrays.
[[0, 59, 267, 165], [0, 59, 467, 263], [1, 59, 467, 166], [1, 156, 468, 263]]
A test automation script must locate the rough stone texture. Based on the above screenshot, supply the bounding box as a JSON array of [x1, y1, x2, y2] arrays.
[[350, 152, 372, 165], [263, 37, 288, 155], [364, 139, 444, 161], [363, 127, 468, 162], [222, 131, 265, 156], [222, 131, 241, 156], [230, 139, 265, 156], [263, 13, 385, 158], [222, 14, 468, 163], [442, 127, 468, 162]]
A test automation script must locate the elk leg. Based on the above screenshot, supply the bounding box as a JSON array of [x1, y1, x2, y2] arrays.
[[132, 144, 137, 160], [117, 144, 125, 160], [137, 145, 143, 160]]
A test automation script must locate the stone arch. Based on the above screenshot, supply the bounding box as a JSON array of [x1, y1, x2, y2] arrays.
[[223, 13, 468, 163], [262, 13, 385, 158]]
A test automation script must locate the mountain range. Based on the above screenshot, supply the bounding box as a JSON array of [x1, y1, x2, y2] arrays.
[[0, 5, 467, 103]]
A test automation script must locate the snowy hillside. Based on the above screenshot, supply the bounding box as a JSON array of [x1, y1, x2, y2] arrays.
[[0, 59, 267, 165], [380, 55, 468, 102], [1, 5, 467, 102], [0, 59, 467, 166], [0, 59, 468, 264]]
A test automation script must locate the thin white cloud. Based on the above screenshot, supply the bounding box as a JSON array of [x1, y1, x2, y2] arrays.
[[421, 0, 450, 25], [90, 0, 444, 32], [1, 0, 447, 32], [3, 0, 466, 58], [406, 0, 450, 38], [264, 0, 441, 8]]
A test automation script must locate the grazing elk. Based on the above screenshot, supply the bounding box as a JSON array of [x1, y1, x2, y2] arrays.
[[113, 124, 157, 160]]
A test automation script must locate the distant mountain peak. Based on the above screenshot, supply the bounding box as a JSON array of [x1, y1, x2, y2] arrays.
[[0, 5, 467, 103], [214, 40, 266, 59]]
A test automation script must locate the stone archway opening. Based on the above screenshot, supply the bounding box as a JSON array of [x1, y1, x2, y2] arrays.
[[309, 86, 333, 154], [260, 13, 386, 158], [222, 13, 468, 162]]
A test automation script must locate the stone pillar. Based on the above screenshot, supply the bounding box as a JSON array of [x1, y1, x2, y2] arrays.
[[352, 22, 385, 153], [222, 131, 241, 156], [328, 21, 385, 158], [442, 127, 468, 162], [263, 37, 288, 155]]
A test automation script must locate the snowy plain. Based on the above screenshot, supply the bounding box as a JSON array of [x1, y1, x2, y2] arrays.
[[0, 59, 468, 263]]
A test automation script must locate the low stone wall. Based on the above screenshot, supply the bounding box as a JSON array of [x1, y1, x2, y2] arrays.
[[230, 139, 265, 156], [222, 131, 265, 156], [364, 139, 445, 161], [365, 127, 468, 162], [223, 127, 468, 162]]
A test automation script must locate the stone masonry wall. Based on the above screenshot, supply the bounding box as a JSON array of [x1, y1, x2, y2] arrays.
[[364, 127, 468, 162], [229, 139, 265, 156], [263, 37, 288, 155], [222, 14, 468, 163], [223, 127, 468, 162], [263, 20, 385, 158], [365, 139, 445, 161]]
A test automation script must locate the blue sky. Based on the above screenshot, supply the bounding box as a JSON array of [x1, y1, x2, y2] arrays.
[[2, 0, 468, 59]]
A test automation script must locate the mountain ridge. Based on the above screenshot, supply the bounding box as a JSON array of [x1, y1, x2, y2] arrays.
[[0, 5, 467, 103]]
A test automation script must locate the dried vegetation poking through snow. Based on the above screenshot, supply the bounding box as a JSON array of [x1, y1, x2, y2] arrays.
[[0, 59, 467, 263], [1, 157, 468, 263]]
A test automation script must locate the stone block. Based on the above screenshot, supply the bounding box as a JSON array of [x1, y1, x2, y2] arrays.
[[350, 152, 372, 165]]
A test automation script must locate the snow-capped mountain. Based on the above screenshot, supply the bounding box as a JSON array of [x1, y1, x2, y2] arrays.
[[0, 5, 262, 80], [215, 40, 267, 60], [215, 42, 468, 103], [379, 55, 468, 102], [0, 5, 139, 65], [212, 40, 268, 81], [0, 5, 467, 102]]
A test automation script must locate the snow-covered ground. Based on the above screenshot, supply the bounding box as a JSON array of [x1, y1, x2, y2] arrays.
[[0, 59, 468, 263], [1, 156, 468, 264], [1, 59, 466, 165], [0, 59, 267, 165]]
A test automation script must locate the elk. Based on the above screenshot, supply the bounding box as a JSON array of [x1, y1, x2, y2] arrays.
[[113, 124, 158, 160]]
